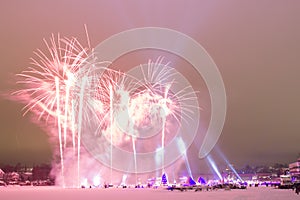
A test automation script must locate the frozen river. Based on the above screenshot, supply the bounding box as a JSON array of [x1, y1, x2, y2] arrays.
[[0, 186, 298, 200]]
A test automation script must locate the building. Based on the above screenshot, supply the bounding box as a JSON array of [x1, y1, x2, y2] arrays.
[[0, 168, 4, 180], [289, 157, 300, 183]]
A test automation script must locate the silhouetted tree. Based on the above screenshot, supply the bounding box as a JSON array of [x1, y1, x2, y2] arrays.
[[2, 165, 14, 173], [32, 164, 51, 180], [244, 164, 254, 173], [14, 162, 22, 172]]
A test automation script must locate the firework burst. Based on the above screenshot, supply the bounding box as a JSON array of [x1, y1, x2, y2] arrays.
[[13, 32, 200, 187]]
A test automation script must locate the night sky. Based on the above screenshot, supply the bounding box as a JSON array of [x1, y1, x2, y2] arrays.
[[0, 0, 299, 172]]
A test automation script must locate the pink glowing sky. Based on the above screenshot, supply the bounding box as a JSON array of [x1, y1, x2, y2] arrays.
[[0, 0, 299, 172]]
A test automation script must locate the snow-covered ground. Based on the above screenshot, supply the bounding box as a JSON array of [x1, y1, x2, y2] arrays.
[[0, 186, 298, 200]]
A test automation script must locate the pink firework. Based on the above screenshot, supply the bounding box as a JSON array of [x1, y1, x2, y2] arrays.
[[14, 34, 92, 187], [14, 32, 200, 187]]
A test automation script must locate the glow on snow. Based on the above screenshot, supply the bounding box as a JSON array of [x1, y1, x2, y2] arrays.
[[13, 34, 200, 188]]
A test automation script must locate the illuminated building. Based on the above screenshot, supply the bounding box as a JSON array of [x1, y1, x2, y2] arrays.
[[289, 157, 300, 182]]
